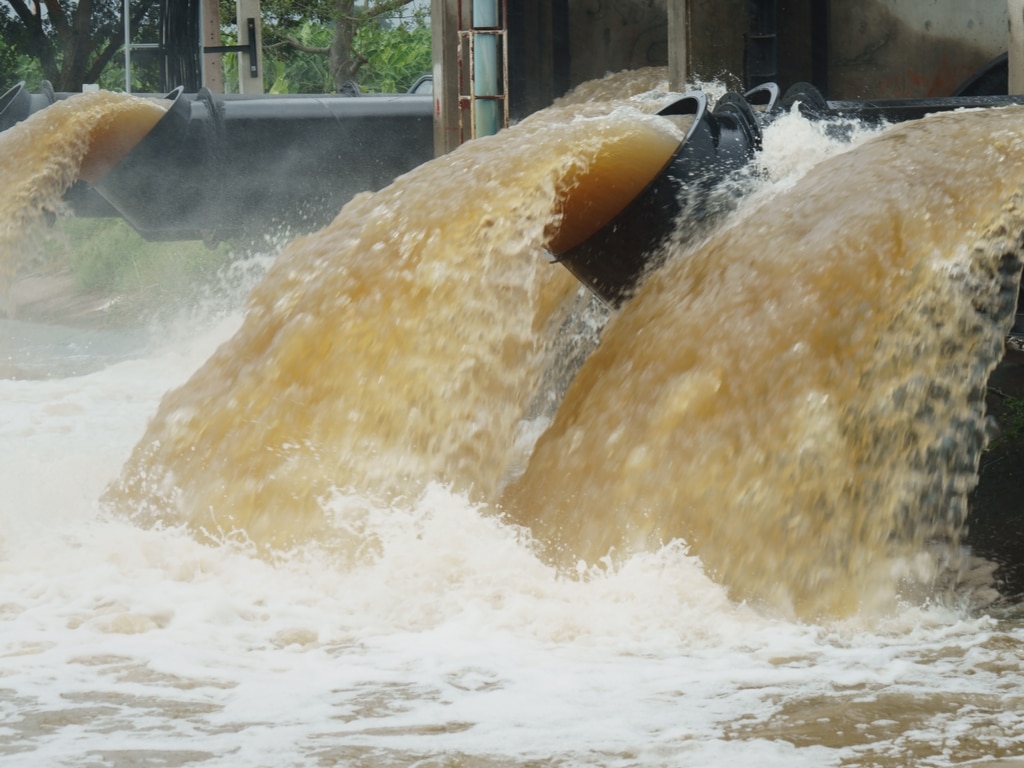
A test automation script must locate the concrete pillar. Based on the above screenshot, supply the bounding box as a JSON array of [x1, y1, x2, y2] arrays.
[[236, 0, 264, 94], [202, 0, 224, 93], [681, 0, 746, 91], [667, 0, 689, 91], [508, 0, 564, 119], [1011, 0, 1024, 94]]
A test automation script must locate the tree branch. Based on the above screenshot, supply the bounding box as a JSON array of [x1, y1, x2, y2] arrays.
[[281, 35, 330, 55], [41, 0, 67, 33], [339, 0, 414, 24], [7, 0, 57, 79], [6, 0, 40, 29], [83, 0, 159, 83]]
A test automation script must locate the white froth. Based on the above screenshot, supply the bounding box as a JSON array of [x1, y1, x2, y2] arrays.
[[2, 114, 1023, 767]]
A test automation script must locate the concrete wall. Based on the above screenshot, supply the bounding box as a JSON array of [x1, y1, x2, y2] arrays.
[[509, 0, 566, 117], [432, 0, 1013, 155], [566, 0, 669, 86], [682, 0, 817, 91], [828, 0, 1006, 98], [561, 0, 812, 95], [678, 0, 1007, 98], [681, 0, 745, 89]]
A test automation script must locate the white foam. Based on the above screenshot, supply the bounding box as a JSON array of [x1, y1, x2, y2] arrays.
[[2, 120, 1023, 768], [2, 325, 1022, 766]]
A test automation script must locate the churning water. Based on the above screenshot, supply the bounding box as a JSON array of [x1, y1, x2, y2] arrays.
[[2, 71, 1024, 766]]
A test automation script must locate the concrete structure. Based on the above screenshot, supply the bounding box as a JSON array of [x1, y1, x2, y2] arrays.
[[185, 0, 1017, 150], [433, 0, 1015, 151], [826, 0, 1005, 98], [676, 1, 1007, 98]]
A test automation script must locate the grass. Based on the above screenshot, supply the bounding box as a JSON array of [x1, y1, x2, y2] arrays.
[[42, 215, 239, 321], [994, 394, 1024, 445], [982, 382, 1024, 456]]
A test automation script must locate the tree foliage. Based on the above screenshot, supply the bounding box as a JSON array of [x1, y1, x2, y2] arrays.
[[260, 1, 429, 93], [1, 0, 161, 91], [1, 0, 429, 94], [351, 6, 429, 93]]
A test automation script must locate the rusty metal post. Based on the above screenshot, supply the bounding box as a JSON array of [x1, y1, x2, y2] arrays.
[[456, 0, 509, 141], [432, 0, 462, 155]]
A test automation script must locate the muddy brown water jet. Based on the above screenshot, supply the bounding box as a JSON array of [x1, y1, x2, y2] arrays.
[[502, 106, 1024, 619], [0, 92, 166, 311], [5, 75, 1022, 623], [101, 94, 684, 552]]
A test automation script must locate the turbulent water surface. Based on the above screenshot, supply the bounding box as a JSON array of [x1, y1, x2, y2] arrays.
[[2, 70, 1024, 766]]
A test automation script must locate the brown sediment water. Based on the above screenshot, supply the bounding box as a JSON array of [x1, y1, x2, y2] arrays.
[[6, 74, 1022, 623], [0, 91, 167, 310], [100, 94, 683, 552], [547, 112, 696, 257], [5, 73, 1024, 765], [502, 106, 1024, 619]]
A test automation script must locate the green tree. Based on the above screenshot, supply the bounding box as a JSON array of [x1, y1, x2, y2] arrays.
[[264, 20, 335, 93], [350, 4, 429, 93], [1, 0, 161, 91], [253, 0, 426, 93], [1, 0, 429, 95]]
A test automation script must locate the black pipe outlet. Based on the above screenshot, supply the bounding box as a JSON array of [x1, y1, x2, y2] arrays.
[[2, 81, 434, 240], [551, 87, 772, 308], [781, 81, 1024, 125]]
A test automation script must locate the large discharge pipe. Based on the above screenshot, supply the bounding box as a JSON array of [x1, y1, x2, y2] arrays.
[[552, 82, 1024, 309], [96, 88, 433, 241], [548, 85, 774, 307], [0, 80, 56, 130], [6, 78, 1024, 283], [1, 82, 434, 241]]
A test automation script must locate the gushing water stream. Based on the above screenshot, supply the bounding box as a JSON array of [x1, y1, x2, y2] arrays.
[[0, 91, 166, 309], [505, 105, 1024, 618], [2, 71, 1024, 766]]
